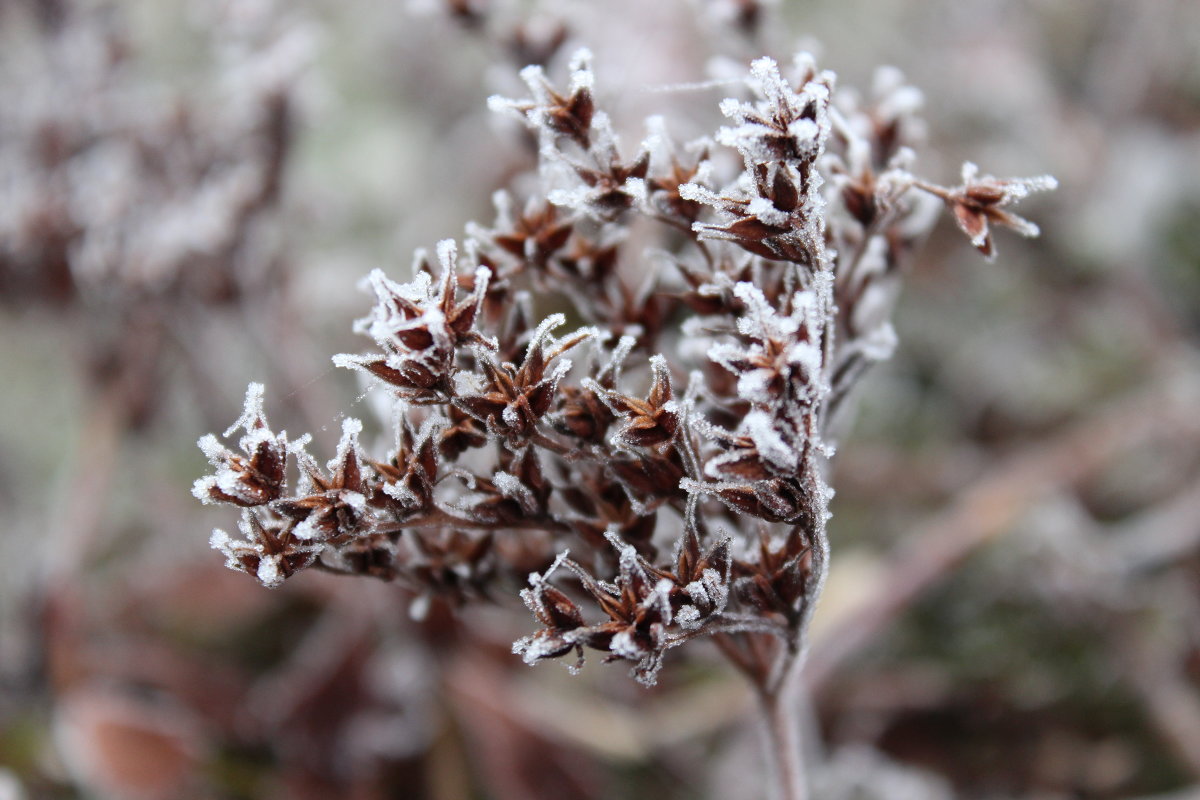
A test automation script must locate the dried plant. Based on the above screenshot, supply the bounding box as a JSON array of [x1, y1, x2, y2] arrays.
[[195, 47, 1053, 798]]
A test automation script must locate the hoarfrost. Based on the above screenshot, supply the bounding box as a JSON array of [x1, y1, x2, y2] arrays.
[[493, 470, 535, 513], [256, 555, 283, 588], [224, 382, 267, 438], [567, 48, 595, 95], [743, 410, 798, 472], [327, 417, 364, 474], [676, 604, 702, 630]]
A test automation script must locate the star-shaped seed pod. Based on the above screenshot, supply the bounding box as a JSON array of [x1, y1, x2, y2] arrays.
[[455, 315, 594, 440], [274, 419, 371, 544], [334, 240, 495, 402], [916, 162, 1056, 260], [210, 510, 322, 589], [193, 383, 293, 508], [590, 355, 679, 448]]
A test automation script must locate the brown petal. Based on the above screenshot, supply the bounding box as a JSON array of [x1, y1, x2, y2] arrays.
[[952, 203, 989, 249]]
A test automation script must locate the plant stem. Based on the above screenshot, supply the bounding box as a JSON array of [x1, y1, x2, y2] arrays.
[[757, 656, 807, 800]]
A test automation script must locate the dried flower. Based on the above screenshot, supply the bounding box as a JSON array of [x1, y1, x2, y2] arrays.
[[194, 43, 1053, 794], [917, 161, 1058, 259]]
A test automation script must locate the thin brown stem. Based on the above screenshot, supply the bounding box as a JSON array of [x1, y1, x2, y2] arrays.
[[756, 650, 807, 800]]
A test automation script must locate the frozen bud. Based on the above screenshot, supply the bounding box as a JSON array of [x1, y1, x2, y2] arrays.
[[918, 162, 1056, 260], [193, 384, 291, 507]]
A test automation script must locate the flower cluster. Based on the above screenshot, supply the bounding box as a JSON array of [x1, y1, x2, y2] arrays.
[[196, 49, 1052, 685]]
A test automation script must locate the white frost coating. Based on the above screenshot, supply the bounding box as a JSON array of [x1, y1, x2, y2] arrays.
[[705, 340, 744, 371], [649, 577, 675, 624], [486, 94, 514, 116], [382, 480, 419, 508], [547, 184, 596, 212], [342, 490, 367, 513], [327, 417, 364, 474], [256, 555, 283, 588], [209, 528, 233, 552], [530, 550, 570, 588], [224, 382, 266, 438], [735, 368, 774, 406], [588, 109, 618, 155], [718, 96, 744, 120], [436, 238, 457, 272], [472, 266, 492, 313], [517, 550, 572, 628], [624, 176, 647, 203], [702, 566, 729, 611], [549, 354, 574, 384], [604, 527, 641, 574], [567, 48, 595, 94], [331, 352, 365, 372], [194, 388, 293, 506], [214, 468, 247, 500], [676, 604, 701, 630], [684, 578, 710, 610], [196, 432, 225, 464], [711, 55, 832, 170], [785, 340, 823, 379], [648, 353, 673, 389], [743, 410, 798, 472], [291, 446, 321, 497], [746, 196, 788, 227], [491, 470, 523, 496], [527, 313, 565, 355], [708, 282, 826, 404], [192, 475, 219, 503], [515, 634, 554, 664], [291, 512, 322, 542], [609, 630, 643, 660], [493, 470, 534, 511], [677, 181, 721, 206], [787, 117, 820, 145], [596, 335, 637, 385], [851, 234, 890, 287], [735, 281, 803, 340]]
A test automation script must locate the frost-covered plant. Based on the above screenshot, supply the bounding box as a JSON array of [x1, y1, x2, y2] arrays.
[[195, 48, 1053, 799]]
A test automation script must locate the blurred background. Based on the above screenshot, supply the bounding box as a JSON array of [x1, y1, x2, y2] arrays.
[[2, 0, 1199, 797]]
